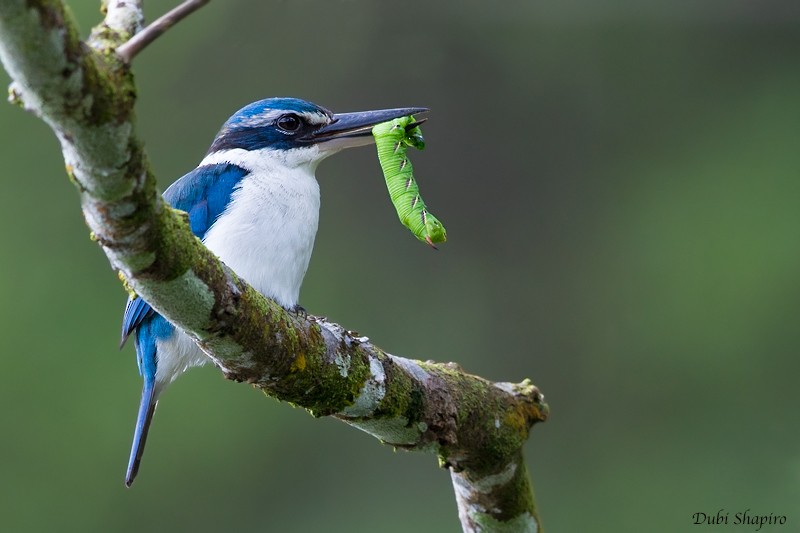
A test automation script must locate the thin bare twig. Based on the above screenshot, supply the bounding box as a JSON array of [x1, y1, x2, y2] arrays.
[[116, 0, 210, 63]]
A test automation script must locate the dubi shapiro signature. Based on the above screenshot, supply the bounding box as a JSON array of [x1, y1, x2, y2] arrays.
[[693, 509, 787, 531]]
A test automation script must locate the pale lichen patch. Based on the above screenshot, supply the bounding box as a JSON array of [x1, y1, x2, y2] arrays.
[[349, 416, 423, 446], [473, 462, 518, 493], [334, 352, 351, 377], [390, 355, 430, 384], [110, 199, 137, 217], [340, 356, 386, 417], [493, 382, 517, 395], [452, 464, 538, 532]]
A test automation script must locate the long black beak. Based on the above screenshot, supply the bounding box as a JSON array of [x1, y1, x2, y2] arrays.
[[308, 106, 428, 144]]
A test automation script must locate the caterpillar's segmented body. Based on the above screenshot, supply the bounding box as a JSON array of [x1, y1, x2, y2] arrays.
[[372, 116, 446, 248]]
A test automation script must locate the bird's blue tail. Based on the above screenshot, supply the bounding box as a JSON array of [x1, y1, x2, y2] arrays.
[[126, 381, 157, 487]]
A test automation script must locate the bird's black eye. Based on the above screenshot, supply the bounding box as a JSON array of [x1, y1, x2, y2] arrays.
[[276, 114, 303, 133]]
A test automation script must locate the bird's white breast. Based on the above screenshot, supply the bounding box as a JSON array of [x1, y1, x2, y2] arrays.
[[200, 147, 322, 309]]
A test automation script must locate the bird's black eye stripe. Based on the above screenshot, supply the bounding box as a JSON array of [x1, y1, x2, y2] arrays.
[[276, 114, 303, 133]]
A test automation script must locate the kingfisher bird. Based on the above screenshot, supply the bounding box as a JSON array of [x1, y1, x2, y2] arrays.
[[120, 97, 425, 487]]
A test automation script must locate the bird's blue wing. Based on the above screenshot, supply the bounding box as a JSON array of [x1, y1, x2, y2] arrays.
[[120, 163, 249, 347], [163, 162, 249, 238], [120, 296, 155, 348]]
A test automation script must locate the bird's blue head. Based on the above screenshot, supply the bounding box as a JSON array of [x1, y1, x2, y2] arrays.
[[207, 97, 426, 157]]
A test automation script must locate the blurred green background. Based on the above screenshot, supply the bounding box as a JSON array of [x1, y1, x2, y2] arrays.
[[2, 1, 799, 531]]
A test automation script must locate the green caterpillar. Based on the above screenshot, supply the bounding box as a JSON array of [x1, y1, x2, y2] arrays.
[[372, 116, 447, 248]]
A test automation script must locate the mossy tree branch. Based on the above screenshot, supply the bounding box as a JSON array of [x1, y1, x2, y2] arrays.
[[0, 1, 549, 531]]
